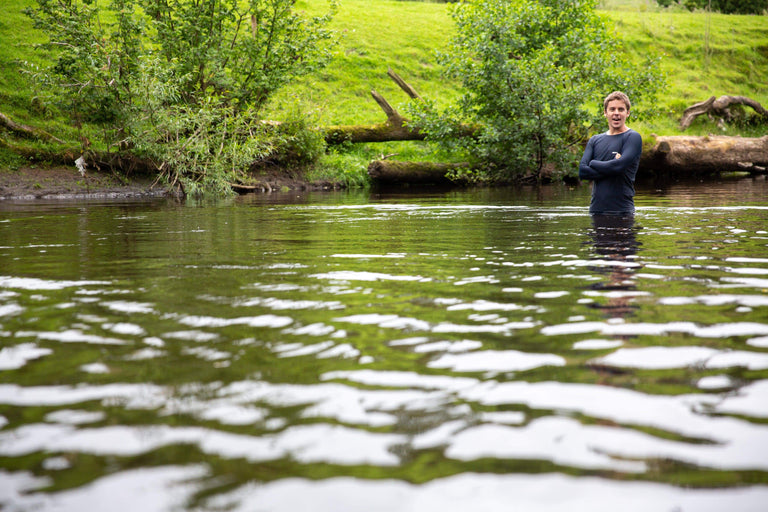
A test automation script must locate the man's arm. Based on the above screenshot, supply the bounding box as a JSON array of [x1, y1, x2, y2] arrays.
[[587, 131, 642, 177], [578, 138, 600, 181]]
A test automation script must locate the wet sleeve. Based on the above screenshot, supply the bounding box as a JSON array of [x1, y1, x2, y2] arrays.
[[578, 138, 600, 181], [587, 131, 642, 177]]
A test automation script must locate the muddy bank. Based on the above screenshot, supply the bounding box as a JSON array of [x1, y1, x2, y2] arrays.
[[0, 166, 164, 200], [0, 166, 337, 200]]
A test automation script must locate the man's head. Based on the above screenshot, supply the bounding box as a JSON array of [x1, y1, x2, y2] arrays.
[[603, 91, 631, 135], [603, 91, 631, 112]]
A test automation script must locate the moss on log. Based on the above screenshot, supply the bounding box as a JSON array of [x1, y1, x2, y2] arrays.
[[0, 111, 65, 144], [368, 160, 471, 185], [324, 122, 425, 145]]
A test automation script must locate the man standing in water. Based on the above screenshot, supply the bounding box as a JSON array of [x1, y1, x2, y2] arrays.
[[579, 91, 643, 215]]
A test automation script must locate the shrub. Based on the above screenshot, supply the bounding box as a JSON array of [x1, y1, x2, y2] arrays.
[[407, 0, 664, 182], [25, 0, 338, 194]]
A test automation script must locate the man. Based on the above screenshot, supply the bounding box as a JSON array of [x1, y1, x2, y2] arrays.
[[579, 91, 643, 216]]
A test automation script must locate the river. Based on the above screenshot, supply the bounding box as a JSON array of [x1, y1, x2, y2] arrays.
[[1, 176, 767, 511]]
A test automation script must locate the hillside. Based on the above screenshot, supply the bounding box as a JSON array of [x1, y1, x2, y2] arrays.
[[276, 0, 768, 136]]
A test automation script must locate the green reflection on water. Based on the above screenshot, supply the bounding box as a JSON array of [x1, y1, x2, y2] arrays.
[[1, 180, 768, 505]]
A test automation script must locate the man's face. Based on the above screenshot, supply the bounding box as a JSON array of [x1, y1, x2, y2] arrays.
[[604, 99, 629, 133]]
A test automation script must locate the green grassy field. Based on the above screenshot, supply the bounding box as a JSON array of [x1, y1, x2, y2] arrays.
[[1, 0, 766, 176], [0, 0, 53, 123], [277, 0, 768, 137]]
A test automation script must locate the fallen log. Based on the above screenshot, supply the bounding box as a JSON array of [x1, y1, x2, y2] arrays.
[[324, 69, 422, 144], [680, 95, 768, 130], [640, 135, 768, 175], [324, 68, 477, 145], [0, 111, 65, 144], [368, 159, 471, 185], [371, 135, 768, 187], [324, 122, 425, 145], [323, 117, 477, 145]]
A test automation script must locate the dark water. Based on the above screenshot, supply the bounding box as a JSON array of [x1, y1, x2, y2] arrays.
[[1, 176, 767, 511]]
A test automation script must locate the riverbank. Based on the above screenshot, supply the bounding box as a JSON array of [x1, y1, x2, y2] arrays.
[[2, 1, 766, 195], [0, 166, 165, 200], [0, 166, 341, 200]]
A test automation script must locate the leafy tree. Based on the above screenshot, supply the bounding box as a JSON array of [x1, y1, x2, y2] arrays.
[[138, 0, 337, 112], [655, 0, 767, 14], [25, 0, 144, 125], [25, 0, 338, 194], [407, 0, 664, 182]]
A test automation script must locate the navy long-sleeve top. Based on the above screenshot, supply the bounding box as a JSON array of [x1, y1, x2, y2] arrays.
[[578, 129, 642, 215]]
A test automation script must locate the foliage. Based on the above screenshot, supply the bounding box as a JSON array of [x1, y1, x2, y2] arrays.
[[308, 147, 371, 188], [138, 0, 337, 113], [654, 0, 768, 14], [130, 66, 268, 195], [0, 145, 26, 171], [24, 0, 141, 125], [23, 0, 338, 194], [268, 106, 329, 168], [4, 0, 768, 186], [406, 0, 664, 182]]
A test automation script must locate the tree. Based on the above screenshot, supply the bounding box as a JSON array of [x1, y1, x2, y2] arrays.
[[655, 0, 768, 14], [25, 0, 338, 194], [407, 0, 663, 182]]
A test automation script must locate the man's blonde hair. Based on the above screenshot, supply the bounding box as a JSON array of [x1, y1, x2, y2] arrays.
[[603, 91, 631, 112]]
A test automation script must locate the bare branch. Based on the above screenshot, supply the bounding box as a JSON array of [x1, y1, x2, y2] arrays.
[[680, 95, 768, 130], [370, 89, 403, 126], [387, 67, 422, 100]]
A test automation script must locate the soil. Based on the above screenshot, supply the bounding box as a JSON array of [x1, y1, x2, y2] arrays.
[[0, 166, 164, 200], [0, 166, 332, 200]]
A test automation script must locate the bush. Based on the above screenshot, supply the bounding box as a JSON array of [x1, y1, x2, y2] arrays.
[[24, 0, 338, 194], [407, 0, 664, 182]]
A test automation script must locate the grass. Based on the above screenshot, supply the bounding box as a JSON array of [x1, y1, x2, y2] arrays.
[[278, 0, 768, 137], [0, 0, 45, 119], [1, 0, 767, 183], [288, 0, 768, 181], [611, 7, 768, 135], [269, 0, 461, 126]]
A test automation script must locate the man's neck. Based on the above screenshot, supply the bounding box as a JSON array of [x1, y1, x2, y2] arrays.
[[608, 126, 630, 135]]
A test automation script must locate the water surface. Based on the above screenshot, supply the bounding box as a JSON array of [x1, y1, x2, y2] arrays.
[[1, 176, 767, 511]]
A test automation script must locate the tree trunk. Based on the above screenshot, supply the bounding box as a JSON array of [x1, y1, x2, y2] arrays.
[[0, 111, 65, 143], [368, 160, 471, 185], [324, 122, 425, 145], [370, 135, 768, 187], [641, 135, 768, 174]]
